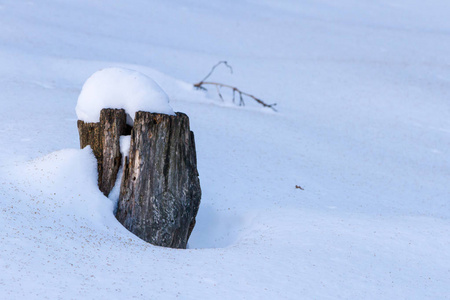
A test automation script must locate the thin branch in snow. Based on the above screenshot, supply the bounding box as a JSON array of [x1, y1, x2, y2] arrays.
[[198, 61, 233, 84], [216, 85, 224, 102], [195, 81, 277, 111], [194, 61, 277, 111]]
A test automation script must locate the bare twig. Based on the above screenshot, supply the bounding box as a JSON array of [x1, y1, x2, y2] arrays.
[[195, 81, 277, 111], [194, 62, 277, 111], [216, 85, 224, 102], [199, 61, 233, 84], [239, 91, 245, 106]]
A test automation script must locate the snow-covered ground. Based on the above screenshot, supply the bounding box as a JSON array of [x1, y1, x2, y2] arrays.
[[1, 0, 449, 299]]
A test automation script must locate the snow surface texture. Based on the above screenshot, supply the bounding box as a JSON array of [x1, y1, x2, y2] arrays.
[[76, 67, 174, 125], [1, 0, 450, 299]]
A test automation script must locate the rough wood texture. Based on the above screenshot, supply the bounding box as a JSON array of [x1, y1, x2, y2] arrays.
[[99, 109, 130, 196], [77, 109, 130, 196], [77, 120, 102, 165], [116, 112, 201, 249]]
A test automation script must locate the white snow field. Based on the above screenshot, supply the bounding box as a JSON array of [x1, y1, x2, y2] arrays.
[[1, 0, 449, 299]]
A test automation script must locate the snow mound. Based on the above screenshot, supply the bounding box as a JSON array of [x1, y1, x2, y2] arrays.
[[76, 67, 175, 125]]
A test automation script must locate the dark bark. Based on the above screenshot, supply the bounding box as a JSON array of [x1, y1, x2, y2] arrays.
[[116, 112, 201, 249], [77, 109, 131, 196], [99, 109, 131, 196]]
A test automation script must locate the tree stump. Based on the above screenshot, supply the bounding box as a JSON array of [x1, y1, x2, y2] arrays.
[[116, 112, 201, 249], [77, 109, 201, 249]]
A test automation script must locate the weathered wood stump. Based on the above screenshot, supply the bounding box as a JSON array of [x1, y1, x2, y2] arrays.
[[77, 109, 201, 249], [77, 109, 131, 196], [116, 112, 201, 249]]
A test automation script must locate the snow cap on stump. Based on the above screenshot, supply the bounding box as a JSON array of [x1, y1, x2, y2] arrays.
[[76, 67, 175, 125]]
